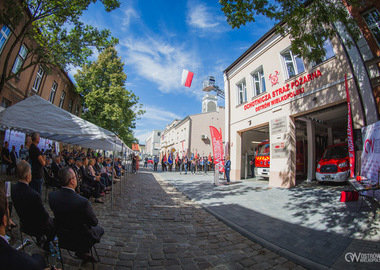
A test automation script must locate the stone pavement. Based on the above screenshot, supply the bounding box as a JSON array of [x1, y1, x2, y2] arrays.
[[6, 168, 303, 270], [151, 167, 380, 270]]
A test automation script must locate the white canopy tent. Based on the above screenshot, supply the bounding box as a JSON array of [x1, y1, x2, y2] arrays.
[[0, 95, 134, 209], [0, 95, 132, 153]]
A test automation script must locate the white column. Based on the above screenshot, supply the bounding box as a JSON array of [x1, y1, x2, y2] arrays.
[[244, 152, 248, 179], [306, 120, 316, 182], [327, 127, 333, 146], [223, 72, 230, 155]]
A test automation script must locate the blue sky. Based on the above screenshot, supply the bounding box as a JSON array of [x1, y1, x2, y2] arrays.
[[76, 0, 276, 144]]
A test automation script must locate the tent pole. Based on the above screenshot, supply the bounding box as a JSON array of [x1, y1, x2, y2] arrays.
[[120, 144, 124, 196], [111, 140, 116, 211], [124, 150, 127, 187]]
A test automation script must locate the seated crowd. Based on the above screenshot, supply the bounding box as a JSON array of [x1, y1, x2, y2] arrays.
[[1, 131, 125, 267], [47, 147, 123, 204]]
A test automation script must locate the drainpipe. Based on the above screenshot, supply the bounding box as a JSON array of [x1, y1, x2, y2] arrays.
[[223, 72, 231, 156]]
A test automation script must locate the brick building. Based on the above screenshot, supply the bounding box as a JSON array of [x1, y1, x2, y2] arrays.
[[0, 4, 81, 143]]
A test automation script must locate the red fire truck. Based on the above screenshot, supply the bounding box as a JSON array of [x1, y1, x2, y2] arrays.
[[254, 140, 270, 179], [254, 140, 307, 180], [316, 143, 349, 182]]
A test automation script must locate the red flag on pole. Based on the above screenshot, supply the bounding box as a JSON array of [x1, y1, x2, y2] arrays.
[[209, 126, 224, 172], [345, 74, 355, 178]]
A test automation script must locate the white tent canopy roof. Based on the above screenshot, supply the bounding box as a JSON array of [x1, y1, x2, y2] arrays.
[[0, 95, 131, 152]]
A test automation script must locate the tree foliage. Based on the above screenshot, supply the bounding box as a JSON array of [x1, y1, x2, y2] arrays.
[[74, 47, 144, 146], [219, 0, 361, 62], [0, 0, 120, 92]]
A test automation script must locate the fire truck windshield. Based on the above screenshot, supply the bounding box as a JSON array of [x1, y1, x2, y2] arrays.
[[257, 143, 270, 156], [322, 145, 348, 159]]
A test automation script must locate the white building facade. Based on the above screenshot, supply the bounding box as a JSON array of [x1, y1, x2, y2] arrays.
[[224, 26, 374, 188], [160, 108, 225, 158], [145, 129, 162, 156]]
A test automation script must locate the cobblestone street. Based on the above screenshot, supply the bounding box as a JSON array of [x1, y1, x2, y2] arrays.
[[89, 169, 302, 270], [8, 168, 303, 270]]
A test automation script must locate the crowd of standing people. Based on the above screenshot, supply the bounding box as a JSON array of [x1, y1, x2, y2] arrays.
[[155, 153, 216, 174]]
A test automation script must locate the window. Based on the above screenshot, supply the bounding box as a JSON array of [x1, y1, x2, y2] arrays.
[[157, 132, 161, 136], [363, 9, 380, 46], [252, 68, 266, 96], [32, 67, 44, 92], [236, 79, 247, 105], [0, 25, 11, 54], [75, 104, 80, 116], [12, 44, 28, 74], [281, 49, 305, 79], [68, 99, 73, 113], [313, 39, 335, 66], [59, 91, 66, 108], [1, 98, 11, 109], [49, 82, 58, 103]]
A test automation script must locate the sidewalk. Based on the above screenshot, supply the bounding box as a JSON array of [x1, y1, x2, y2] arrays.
[[152, 168, 380, 270]]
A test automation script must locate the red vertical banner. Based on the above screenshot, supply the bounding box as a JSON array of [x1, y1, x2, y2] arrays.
[[210, 126, 224, 172], [345, 74, 355, 178]]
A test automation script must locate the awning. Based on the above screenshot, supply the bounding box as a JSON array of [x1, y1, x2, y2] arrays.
[[0, 95, 131, 152]]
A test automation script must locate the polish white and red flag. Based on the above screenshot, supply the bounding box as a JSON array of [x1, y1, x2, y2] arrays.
[[181, 69, 194, 87]]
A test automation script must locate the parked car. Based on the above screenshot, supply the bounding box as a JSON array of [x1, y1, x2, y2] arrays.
[[316, 143, 349, 183]]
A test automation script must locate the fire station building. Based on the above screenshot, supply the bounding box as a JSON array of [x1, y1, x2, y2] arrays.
[[224, 25, 379, 188]]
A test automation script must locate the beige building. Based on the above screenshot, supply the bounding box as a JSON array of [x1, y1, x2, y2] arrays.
[[224, 25, 377, 188], [160, 107, 225, 158]]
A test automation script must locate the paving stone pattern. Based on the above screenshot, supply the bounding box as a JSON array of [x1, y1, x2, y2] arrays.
[[154, 168, 380, 270], [8, 169, 303, 270]]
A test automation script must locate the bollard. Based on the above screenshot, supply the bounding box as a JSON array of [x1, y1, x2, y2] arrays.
[[214, 164, 219, 186]]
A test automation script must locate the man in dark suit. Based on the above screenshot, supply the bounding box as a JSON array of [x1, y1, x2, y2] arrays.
[[0, 186, 47, 269], [80, 157, 104, 203], [51, 155, 61, 180], [49, 167, 104, 262], [11, 161, 55, 250], [10, 145, 18, 174], [70, 157, 92, 199], [2, 141, 12, 175]]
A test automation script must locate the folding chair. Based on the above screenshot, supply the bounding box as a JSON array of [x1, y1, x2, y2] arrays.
[[56, 225, 100, 270], [43, 167, 58, 202]]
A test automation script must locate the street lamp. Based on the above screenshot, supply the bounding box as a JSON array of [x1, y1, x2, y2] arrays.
[[202, 76, 224, 99]]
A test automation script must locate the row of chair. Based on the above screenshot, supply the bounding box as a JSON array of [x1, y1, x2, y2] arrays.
[[13, 169, 101, 269]]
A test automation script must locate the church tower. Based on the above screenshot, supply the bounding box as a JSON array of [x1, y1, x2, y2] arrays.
[[202, 94, 217, 113]]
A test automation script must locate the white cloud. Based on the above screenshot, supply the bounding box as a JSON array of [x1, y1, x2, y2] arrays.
[[186, 2, 227, 34], [134, 105, 183, 143], [140, 105, 182, 122], [134, 129, 153, 144], [121, 7, 139, 29], [66, 64, 81, 82], [187, 3, 220, 29], [119, 35, 200, 94]]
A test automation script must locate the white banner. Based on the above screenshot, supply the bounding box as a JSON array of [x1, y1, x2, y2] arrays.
[[4, 129, 52, 155], [4, 129, 26, 155], [361, 120, 380, 199], [37, 137, 53, 152]]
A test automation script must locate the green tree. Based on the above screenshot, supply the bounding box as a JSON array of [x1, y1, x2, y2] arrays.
[[0, 0, 120, 93], [74, 47, 144, 146], [219, 0, 361, 62]]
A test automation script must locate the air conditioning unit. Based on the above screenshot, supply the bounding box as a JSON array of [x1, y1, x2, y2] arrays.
[[201, 134, 208, 140]]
